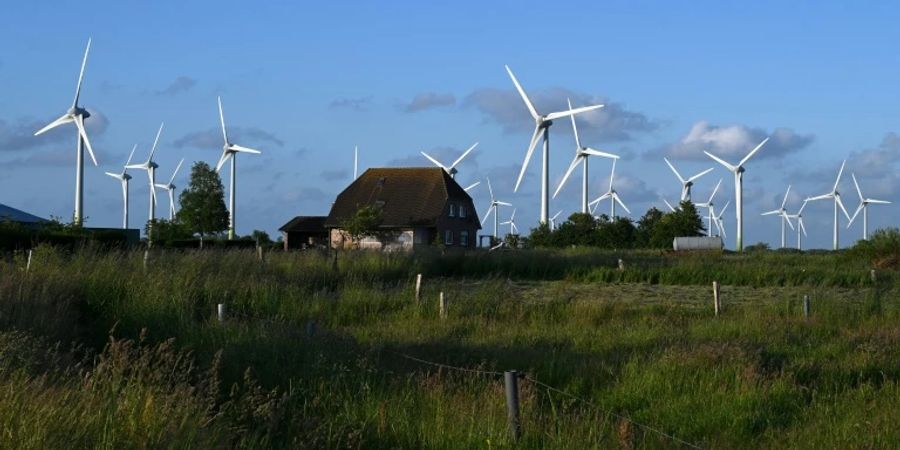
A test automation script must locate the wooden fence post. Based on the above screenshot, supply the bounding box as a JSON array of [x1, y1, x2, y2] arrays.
[[217, 303, 226, 323], [25, 249, 33, 273], [143, 250, 149, 271], [870, 269, 876, 283], [803, 295, 810, 321], [713, 281, 721, 316], [439, 292, 447, 319], [257, 245, 264, 262], [505, 371, 522, 442], [415, 274, 423, 302], [618, 259, 625, 271]]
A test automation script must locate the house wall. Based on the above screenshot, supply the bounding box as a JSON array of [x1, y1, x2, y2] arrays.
[[330, 228, 415, 251], [434, 198, 480, 248]]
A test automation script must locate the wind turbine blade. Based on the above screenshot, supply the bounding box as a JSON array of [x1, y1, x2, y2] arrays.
[[709, 178, 723, 203], [761, 210, 781, 216], [510, 208, 516, 221], [798, 199, 809, 214], [72, 37, 91, 108], [105, 171, 120, 179], [34, 113, 73, 136], [609, 159, 617, 191], [551, 210, 562, 221], [847, 203, 863, 226], [218, 96, 228, 144], [704, 151, 737, 172], [738, 137, 769, 167], [449, 142, 478, 169], [170, 158, 184, 184], [421, 151, 448, 170], [799, 218, 807, 236], [464, 181, 480, 192], [783, 213, 795, 230], [582, 148, 619, 159], [74, 115, 98, 166], [553, 155, 583, 198], [806, 194, 832, 202], [481, 205, 494, 225], [835, 194, 850, 220], [514, 125, 542, 192], [613, 193, 631, 214], [125, 144, 137, 166], [833, 160, 846, 193], [590, 193, 611, 205], [512, 223, 518, 234], [486, 177, 496, 202], [780, 185, 792, 209], [568, 98, 581, 150], [545, 104, 604, 121], [148, 172, 157, 206], [496, 201, 512, 207], [229, 144, 260, 154], [686, 167, 714, 183], [851, 173, 864, 202], [149, 122, 164, 162], [215, 150, 231, 173], [663, 157, 686, 183], [718, 200, 730, 217], [504, 65, 539, 119], [866, 199, 891, 204], [662, 199, 676, 212]]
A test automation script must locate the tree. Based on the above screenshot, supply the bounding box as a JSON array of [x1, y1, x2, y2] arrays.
[[636, 207, 665, 247], [251, 230, 272, 245], [177, 162, 229, 238], [596, 216, 637, 249], [554, 213, 600, 247], [650, 201, 705, 248], [341, 205, 384, 249], [145, 218, 192, 245], [526, 222, 553, 248]]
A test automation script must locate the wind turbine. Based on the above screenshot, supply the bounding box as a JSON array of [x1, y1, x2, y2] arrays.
[[693, 178, 723, 237], [104, 145, 136, 229], [215, 96, 262, 240], [500, 209, 519, 236], [664, 157, 713, 201], [155, 158, 185, 221], [847, 173, 891, 240], [464, 181, 481, 192], [506, 65, 604, 224], [554, 98, 619, 213], [126, 123, 164, 228], [33, 38, 98, 226], [761, 185, 795, 248], [588, 159, 630, 219], [785, 200, 809, 250], [806, 160, 851, 250], [549, 210, 563, 231], [481, 177, 512, 240], [421, 142, 478, 179], [704, 137, 769, 251], [714, 200, 731, 238], [662, 198, 678, 213]]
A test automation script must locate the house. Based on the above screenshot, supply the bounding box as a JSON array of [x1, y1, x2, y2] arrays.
[[324, 167, 481, 250], [278, 216, 328, 250]]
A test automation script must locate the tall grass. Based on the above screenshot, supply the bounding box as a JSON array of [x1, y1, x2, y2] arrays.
[[0, 246, 897, 448]]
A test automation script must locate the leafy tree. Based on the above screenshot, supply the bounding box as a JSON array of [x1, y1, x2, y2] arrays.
[[177, 162, 229, 238], [554, 213, 599, 247], [145, 218, 192, 245], [649, 201, 705, 248], [526, 222, 553, 248], [745, 242, 771, 253], [596, 216, 637, 249], [251, 230, 272, 245], [636, 207, 665, 247], [341, 205, 384, 249]]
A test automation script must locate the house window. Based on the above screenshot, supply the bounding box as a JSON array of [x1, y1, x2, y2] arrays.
[[444, 230, 453, 245], [448, 204, 456, 217], [460, 230, 469, 247], [459, 205, 467, 218]]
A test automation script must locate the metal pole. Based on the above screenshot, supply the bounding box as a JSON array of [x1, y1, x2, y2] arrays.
[[780, 217, 785, 248], [75, 133, 84, 226], [735, 170, 744, 252], [582, 157, 589, 214], [504, 371, 521, 442], [713, 281, 720, 316], [229, 155, 236, 240], [123, 179, 129, 229], [863, 206, 868, 240], [833, 199, 839, 250], [540, 127, 549, 225]]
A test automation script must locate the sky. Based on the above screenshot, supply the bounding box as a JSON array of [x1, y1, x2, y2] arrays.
[[1, 1, 899, 249]]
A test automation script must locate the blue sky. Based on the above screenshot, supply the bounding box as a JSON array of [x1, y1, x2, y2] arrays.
[[1, 1, 898, 249]]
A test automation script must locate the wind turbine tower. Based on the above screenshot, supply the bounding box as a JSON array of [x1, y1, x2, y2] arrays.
[[704, 137, 769, 251]]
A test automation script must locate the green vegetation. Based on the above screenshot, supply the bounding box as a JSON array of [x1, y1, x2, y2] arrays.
[[528, 202, 706, 249], [177, 161, 230, 238], [0, 244, 897, 448]]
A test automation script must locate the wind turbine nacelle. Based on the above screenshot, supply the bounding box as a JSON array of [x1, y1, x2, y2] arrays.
[[539, 119, 552, 128], [150, 162, 159, 169], [123, 174, 132, 181], [67, 106, 90, 118], [449, 168, 458, 176]]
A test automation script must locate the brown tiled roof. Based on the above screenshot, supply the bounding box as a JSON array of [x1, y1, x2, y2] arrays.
[[279, 216, 328, 233], [324, 167, 479, 228]]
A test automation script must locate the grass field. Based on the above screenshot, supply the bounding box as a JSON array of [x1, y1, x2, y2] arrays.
[[0, 246, 897, 448]]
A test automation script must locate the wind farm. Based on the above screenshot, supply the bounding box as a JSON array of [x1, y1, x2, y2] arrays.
[[1, 4, 899, 449]]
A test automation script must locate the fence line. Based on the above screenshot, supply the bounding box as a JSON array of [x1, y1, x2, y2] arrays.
[[387, 349, 703, 449]]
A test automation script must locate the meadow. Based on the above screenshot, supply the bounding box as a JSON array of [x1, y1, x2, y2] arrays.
[[0, 245, 897, 448]]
